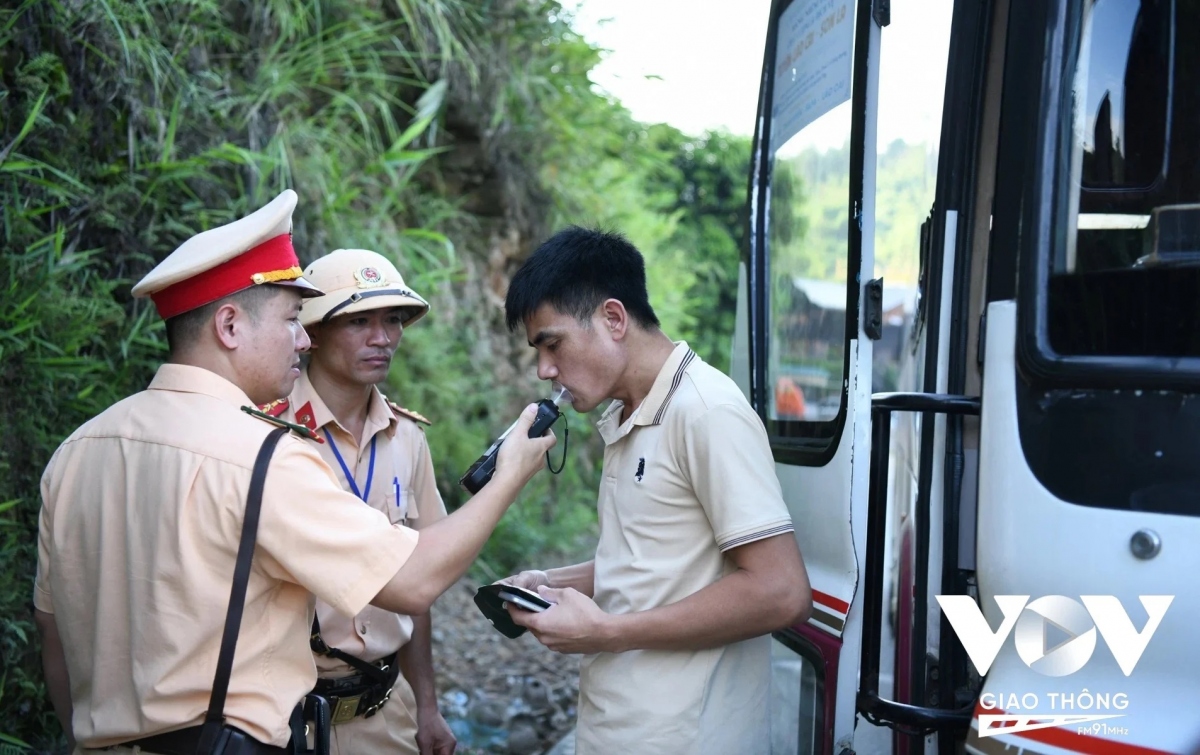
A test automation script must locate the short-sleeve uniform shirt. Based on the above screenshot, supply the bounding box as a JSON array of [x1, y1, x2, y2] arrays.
[[282, 368, 446, 670], [34, 364, 418, 747], [575, 343, 795, 755]]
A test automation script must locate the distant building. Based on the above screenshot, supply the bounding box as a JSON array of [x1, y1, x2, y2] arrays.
[[771, 277, 915, 421]]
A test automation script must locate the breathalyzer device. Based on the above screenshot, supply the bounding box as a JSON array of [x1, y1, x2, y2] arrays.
[[459, 382, 573, 494]]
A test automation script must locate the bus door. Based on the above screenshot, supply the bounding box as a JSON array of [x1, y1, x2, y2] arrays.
[[962, 0, 1200, 752], [734, 0, 881, 751]]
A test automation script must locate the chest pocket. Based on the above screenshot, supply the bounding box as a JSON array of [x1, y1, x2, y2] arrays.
[[383, 439, 417, 526], [386, 484, 416, 526]]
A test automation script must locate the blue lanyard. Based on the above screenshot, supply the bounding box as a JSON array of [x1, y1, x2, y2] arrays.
[[322, 428, 376, 502]]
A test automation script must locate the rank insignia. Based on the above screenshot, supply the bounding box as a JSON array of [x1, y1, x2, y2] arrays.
[[241, 406, 324, 443], [259, 398, 290, 417], [385, 397, 431, 426], [295, 401, 318, 432]]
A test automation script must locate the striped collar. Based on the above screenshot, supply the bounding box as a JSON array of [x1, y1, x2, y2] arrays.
[[597, 342, 697, 444]]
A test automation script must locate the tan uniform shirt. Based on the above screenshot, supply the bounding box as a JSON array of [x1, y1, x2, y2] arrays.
[[34, 364, 418, 747], [576, 343, 795, 755], [281, 369, 446, 670]]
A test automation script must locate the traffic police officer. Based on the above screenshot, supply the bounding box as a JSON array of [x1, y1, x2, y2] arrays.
[[33, 191, 553, 753], [263, 249, 455, 753]]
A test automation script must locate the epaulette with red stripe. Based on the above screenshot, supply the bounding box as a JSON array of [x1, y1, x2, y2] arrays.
[[241, 406, 323, 443], [259, 398, 289, 417]]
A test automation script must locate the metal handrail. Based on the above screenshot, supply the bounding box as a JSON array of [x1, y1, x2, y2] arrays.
[[856, 392, 980, 731], [870, 391, 982, 415]]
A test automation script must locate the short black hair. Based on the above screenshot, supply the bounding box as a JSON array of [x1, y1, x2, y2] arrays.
[[164, 284, 280, 354], [504, 226, 660, 332]]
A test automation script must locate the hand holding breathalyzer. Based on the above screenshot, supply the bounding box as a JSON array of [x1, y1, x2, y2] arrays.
[[460, 382, 572, 493], [491, 404, 558, 489]]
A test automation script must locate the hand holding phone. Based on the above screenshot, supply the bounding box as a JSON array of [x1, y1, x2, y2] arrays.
[[497, 585, 553, 612], [474, 583, 554, 638]]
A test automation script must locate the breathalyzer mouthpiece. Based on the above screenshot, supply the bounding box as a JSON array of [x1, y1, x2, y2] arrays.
[[549, 381, 573, 407]]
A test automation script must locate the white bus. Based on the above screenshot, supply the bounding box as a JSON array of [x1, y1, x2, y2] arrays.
[[735, 0, 1200, 752]]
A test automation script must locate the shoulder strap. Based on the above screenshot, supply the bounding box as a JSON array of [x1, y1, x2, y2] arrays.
[[309, 614, 392, 684], [197, 426, 290, 753], [383, 396, 432, 426], [241, 405, 324, 443]]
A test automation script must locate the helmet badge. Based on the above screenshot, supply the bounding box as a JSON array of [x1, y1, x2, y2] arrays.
[[354, 266, 386, 288]]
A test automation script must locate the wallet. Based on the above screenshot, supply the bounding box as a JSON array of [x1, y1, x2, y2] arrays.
[[474, 584, 548, 639]]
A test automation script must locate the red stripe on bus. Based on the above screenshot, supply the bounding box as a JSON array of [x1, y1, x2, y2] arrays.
[[975, 706, 1175, 755], [812, 589, 850, 615]]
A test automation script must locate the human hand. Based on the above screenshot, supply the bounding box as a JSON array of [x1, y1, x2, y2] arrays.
[[494, 569, 550, 592], [416, 705, 457, 755], [494, 404, 557, 486], [508, 586, 617, 655]]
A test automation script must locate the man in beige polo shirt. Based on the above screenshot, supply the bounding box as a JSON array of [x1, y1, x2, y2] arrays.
[[33, 190, 553, 753], [264, 248, 454, 753], [499, 226, 813, 754]]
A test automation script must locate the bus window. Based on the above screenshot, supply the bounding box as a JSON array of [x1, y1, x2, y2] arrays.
[[1076, 0, 1169, 194], [1050, 0, 1200, 359], [768, 126, 852, 428], [765, 0, 856, 440], [1017, 0, 1200, 517]]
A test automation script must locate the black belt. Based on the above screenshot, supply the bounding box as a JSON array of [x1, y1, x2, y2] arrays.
[[108, 725, 288, 755], [311, 651, 401, 725]]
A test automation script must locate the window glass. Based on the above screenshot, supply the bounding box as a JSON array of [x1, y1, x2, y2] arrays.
[[1019, 0, 1200, 519], [1052, 0, 1200, 359], [872, 0, 953, 391], [768, 111, 852, 426], [1076, 0, 1169, 193], [766, 0, 856, 433]]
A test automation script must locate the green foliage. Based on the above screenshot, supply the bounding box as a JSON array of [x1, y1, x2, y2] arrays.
[[873, 139, 938, 284], [0, 0, 468, 743], [0, 220, 164, 747], [773, 139, 937, 286], [772, 144, 852, 283], [643, 128, 753, 374]]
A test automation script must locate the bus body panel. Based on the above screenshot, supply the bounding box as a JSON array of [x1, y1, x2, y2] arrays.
[[967, 301, 1200, 754]]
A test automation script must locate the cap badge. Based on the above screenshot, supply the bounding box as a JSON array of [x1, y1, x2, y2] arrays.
[[354, 267, 387, 288]]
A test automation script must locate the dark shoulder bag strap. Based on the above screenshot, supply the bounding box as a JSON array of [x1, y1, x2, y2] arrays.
[[197, 426, 290, 754], [309, 614, 393, 684]]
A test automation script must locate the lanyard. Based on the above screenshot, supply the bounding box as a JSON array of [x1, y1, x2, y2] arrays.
[[322, 428, 376, 502]]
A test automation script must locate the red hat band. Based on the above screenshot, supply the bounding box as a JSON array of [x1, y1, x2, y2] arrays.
[[151, 234, 303, 319]]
